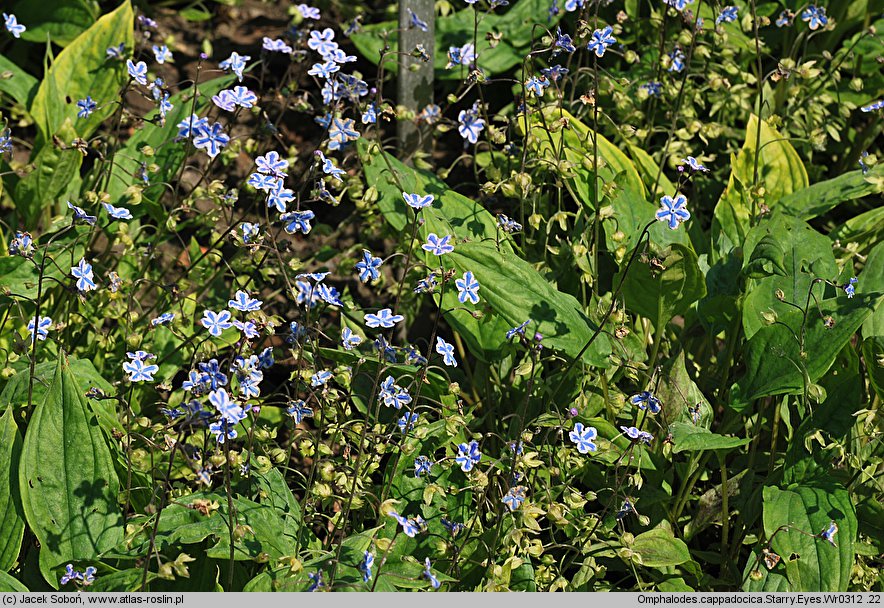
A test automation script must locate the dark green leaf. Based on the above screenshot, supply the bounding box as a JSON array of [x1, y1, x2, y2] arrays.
[[745, 234, 788, 278], [11, 0, 98, 47], [669, 422, 750, 453], [0, 409, 24, 571], [0, 53, 39, 107], [776, 165, 884, 220]]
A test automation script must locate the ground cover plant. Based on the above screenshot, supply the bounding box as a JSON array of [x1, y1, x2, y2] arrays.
[[0, 0, 881, 593]]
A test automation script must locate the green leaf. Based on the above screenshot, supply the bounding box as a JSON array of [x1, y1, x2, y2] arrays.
[[776, 165, 884, 220], [0, 409, 24, 571], [0, 53, 39, 107], [0, 570, 28, 592], [11, 0, 98, 47], [629, 528, 690, 567], [734, 292, 881, 402], [745, 234, 788, 278], [668, 422, 750, 453], [29, 0, 134, 143], [447, 242, 612, 367], [741, 214, 839, 340], [760, 484, 856, 591], [19, 353, 122, 587], [860, 241, 884, 339], [619, 243, 706, 327], [13, 119, 83, 224]]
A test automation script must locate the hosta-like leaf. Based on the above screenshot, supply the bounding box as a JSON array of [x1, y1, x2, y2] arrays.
[[0, 409, 24, 571], [668, 422, 750, 453], [628, 528, 690, 567], [10, 0, 98, 47], [19, 353, 122, 587]]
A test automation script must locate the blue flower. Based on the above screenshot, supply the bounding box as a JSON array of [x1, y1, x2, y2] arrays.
[[255, 151, 289, 177], [506, 320, 531, 340], [365, 308, 404, 329], [587, 26, 616, 58], [525, 75, 550, 98], [3, 13, 25, 38], [355, 250, 382, 283], [716, 6, 738, 24], [389, 511, 425, 537], [629, 391, 662, 414], [563, 0, 584, 10], [423, 558, 441, 589], [361, 102, 377, 125], [82, 566, 96, 586], [298, 4, 321, 19], [263, 36, 293, 54], [9, 231, 34, 258], [307, 28, 337, 56], [122, 357, 159, 383], [209, 419, 238, 444], [541, 64, 569, 82], [342, 327, 363, 350], [455, 271, 480, 304], [861, 99, 884, 113], [151, 312, 175, 326], [664, 0, 694, 10], [219, 51, 250, 81], [71, 258, 97, 292], [819, 520, 838, 546], [193, 122, 230, 158], [201, 309, 234, 337], [77, 97, 97, 119], [398, 412, 419, 433], [247, 172, 280, 193], [457, 109, 485, 144], [177, 114, 208, 139], [775, 10, 795, 27], [311, 370, 333, 387], [379, 376, 412, 409], [419, 104, 442, 124], [640, 81, 663, 96], [435, 337, 458, 367], [422, 233, 455, 256], [801, 5, 828, 30], [182, 370, 210, 394], [656, 194, 691, 230], [553, 27, 576, 55], [359, 551, 374, 583], [414, 455, 432, 477], [407, 8, 429, 32], [502, 485, 527, 511], [616, 500, 634, 520], [441, 518, 465, 536], [317, 151, 345, 181], [681, 156, 708, 172], [668, 48, 686, 72], [497, 214, 523, 233], [126, 59, 148, 86], [569, 422, 598, 454], [455, 440, 481, 472], [199, 359, 228, 389], [233, 319, 260, 340], [67, 201, 96, 225], [106, 43, 125, 59], [328, 116, 359, 150], [28, 316, 52, 343], [228, 289, 262, 312], [688, 403, 702, 425], [210, 388, 246, 423], [280, 210, 315, 234], [102, 202, 133, 220], [402, 192, 434, 210], [287, 400, 314, 424], [152, 44, 173, 64], [621, 425, 653, 444], [241, 222, 260, 244], [844, 277, 857, 299], [60, 564, 80, 586]]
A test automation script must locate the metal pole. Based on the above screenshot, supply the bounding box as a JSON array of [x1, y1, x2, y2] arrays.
[[397, 0, 435, 160]]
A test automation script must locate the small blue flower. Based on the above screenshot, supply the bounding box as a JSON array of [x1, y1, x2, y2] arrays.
[[656, 194, 691, 230], [681, 156, 709, 172], [414, 455, 432, 477], [193, 122, 230, 158], [151, 312, 175, 327], [9, 231, 34, 258], [801, 5, 828, 30], [423, 558, 440, 589], [664, 0, 694, 10], [199, 359, 228, 389], [587, 26, 616, 58], [861, 99, 884, 113], [228, 289, 262, 312], [457, 109, 485, 144], [819, 520, 838, 546], [668, 48, 686, 72], [497, 214, 523, 233], [106, 43, 126, 59], [716, 6, 738, 24], [81, 566, 96, 586], [219, 51, 250, 81], [359, 551, 374, 583], [280, 210, 315, 234], [502, 485, 527, 511], [152, 44, 173, 64], [340, 327, 363, 351], [126, 59, 148, 86], [455, 440, 482, 472], [102, 202, 133, 220], [355, 250, 383, 283], [441, 518, 465, 536], [255, 150, 289, 177], [844, 277, 857, 299], [60, 564, 80, 586], [71, 258, 97, 292], [311, 370, 333, 387], [28, 316, 52, 343], [298, 4, 321, 19], [616, 500, 634, 520], [775, 10, 795, 27], [122, 357, 159, 383], [263, 36, 293, 54], [569, 422, 598, 454], [541, 64, 569, 82], [286, 400, 314, 424], [402, 192, 434, 210], [77, 97, 97, 119], [201, 309, 234, 337], [328, 116, 359, 150], [563, 0, 584, 10], [455, 271, 480, 304], [177, 114, 208, 139], [553, 27, 576, 55], [233, 319, 260, 340], [317, 151, 345, 181], [422, 233, 455, 256], [67, 201, 96, 225], [407, 8, 429, 32], [629, 391, 662, 414], [389, 511, 425, 537], [435, 337, 458, 367], [3, 13, 25, 38], [621, 425, 653, 444], [241, 222, 260, 244], [210, 388, 246, 423], [640, 81, 663, 96], [365, 308, 404, 329], [269, 183, 295, 211], [524, 75, 550, 98], [398, 412, 419, 433], [209, 419, 238, 444], [506, 320, 531, 340], [307, 28, 337, 56]]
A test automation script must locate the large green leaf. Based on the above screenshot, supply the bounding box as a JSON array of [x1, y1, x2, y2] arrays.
[[29, 0, 134, 143], [619, 243, 706, 327], [733, 292, 881, 403], [860, 241, 884, 339], [0, 53, 39, 108], [628, 528, 691, 567], [760, 484, 856, 591], [11, 0, 98, 47], [18, 354, 122, 587], [668, 422, 749, 453], [0, 409, 24, 571], [741, 214, 839, 340], [0, 570, 28, 592], [776, 165, 884, 220]]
